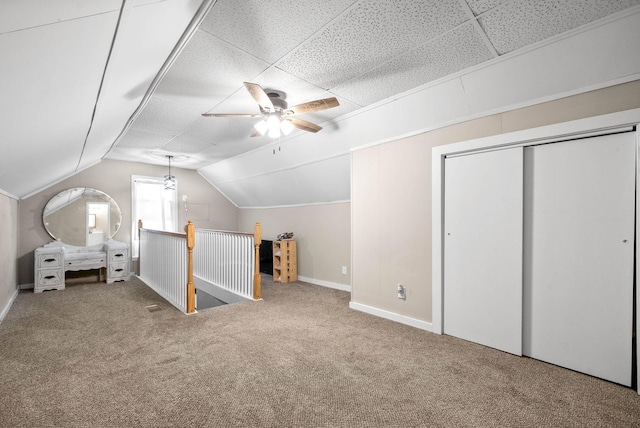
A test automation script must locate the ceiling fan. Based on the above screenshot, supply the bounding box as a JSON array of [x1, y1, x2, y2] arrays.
[[201, 82, 340, 138]]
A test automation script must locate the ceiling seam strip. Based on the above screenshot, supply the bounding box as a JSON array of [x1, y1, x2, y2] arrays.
[[456, 0, 498, 58], [75, 0, 127, 172], [102, 0, 218, 161]]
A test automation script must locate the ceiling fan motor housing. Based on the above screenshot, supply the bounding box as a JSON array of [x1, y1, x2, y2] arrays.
[[261, 92, 288, 114]]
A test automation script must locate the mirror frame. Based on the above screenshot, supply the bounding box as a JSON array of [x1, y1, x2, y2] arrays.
[[43, 187, 122, 246]]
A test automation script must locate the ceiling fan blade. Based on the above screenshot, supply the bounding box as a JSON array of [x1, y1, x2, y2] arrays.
[[243, 82, 274, 112], [249, 128, 263, 137], [286, 97, 339, 115], [289, 118, 322, 133], [201, 113, 262, 118]]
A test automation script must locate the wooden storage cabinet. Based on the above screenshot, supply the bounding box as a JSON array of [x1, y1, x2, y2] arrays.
[[273, 240, 297, 283]]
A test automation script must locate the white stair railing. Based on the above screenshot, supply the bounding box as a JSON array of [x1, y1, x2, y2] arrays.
[[138, 223, 195, 313], [137, 221, 261, 312], [194, 227, 259, 302]]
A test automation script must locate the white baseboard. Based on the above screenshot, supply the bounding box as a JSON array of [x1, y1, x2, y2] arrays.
[[297, 276, 351, 292], [20, 283, 34, 290], [349, 301, 432, 332], [0, 287, 19, 324]]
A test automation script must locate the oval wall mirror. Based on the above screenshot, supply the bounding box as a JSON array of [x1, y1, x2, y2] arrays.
[[43, 188, 122, 247]]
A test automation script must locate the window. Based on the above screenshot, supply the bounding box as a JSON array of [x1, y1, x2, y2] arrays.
[[131, 175, 178, 258]]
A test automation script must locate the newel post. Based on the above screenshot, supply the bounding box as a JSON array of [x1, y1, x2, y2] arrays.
[[185, 220, 196, 313], [253, 222, 262, 300]]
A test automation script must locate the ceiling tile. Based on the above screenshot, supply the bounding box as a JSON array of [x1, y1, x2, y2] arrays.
[[332, 22, 494, 106], [154, 29, 270, 112], [116, 128, 171, 149], [480, 0, 640, 55], [301, 91, 362, 124], [175, 117, 256, 145], [276, 0, 468, 89], [131, 97, 202, 136], [199, 0, 357, 63], [464, 0, 506, 16]]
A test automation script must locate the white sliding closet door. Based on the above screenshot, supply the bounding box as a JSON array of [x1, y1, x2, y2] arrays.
[[444, 148, 523, 355], [523, 133, 635, 386]]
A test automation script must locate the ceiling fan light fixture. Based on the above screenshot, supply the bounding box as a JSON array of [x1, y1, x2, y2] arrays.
[[267, 115, 281, 138], [254, 119, 268, 135], [280, 119, 294, 135]]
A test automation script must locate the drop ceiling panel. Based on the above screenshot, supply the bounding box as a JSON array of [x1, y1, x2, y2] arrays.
[[479, 0, 640, 55], [199, 0, 357, 63], [173, 117, 254, 145], [276, 0, 468, 89], [116, 128, 172, 149], [0, 0, 121, 34], [332, 22, 494, 106], [153, 29, 270, 112], [132, 97, 202, 136]]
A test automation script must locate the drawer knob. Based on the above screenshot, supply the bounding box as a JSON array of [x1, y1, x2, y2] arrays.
[[44, 258, 56, 262], [115, 268, 123, 272], [44, 275, 55, 280]]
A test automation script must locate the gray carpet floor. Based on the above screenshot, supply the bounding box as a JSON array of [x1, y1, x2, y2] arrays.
[[1, 276, 639, 427]]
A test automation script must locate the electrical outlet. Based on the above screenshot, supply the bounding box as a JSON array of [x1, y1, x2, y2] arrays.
[[397, 284, 406, 300], [341, 266, 347, 275]]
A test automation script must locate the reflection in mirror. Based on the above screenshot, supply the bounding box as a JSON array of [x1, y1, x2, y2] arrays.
[[43, 188, 122, 246]]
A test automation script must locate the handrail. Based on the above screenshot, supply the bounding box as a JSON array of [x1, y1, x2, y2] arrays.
[[194, 228, 254, 237], [139, 228, 187, 239]]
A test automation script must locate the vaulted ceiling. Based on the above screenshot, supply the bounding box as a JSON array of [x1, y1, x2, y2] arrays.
[[2, 0, 640, 205]]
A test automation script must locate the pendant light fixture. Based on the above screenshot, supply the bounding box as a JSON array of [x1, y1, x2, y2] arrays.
[[164, 155, 176, 190]]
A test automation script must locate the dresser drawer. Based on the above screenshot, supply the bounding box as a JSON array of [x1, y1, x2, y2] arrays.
[[108, 263, 129, 279], [109, 250, 128, 263], [36, 253, 62, 268], [65, 252, 106, 271], [36, 269, 63, 286]]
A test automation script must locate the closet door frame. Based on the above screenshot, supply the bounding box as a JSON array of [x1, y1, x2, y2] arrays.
[[431, 108, 640, 393]]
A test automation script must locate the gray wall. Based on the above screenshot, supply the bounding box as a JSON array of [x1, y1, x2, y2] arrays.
[[0, 193, 18, 318], [351, 79, 640, 325], [18, 159, 239, 285], [239, 202, 351, 287]]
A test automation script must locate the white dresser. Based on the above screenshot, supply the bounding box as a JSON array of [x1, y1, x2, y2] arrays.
[[34, 239, 130, 292]]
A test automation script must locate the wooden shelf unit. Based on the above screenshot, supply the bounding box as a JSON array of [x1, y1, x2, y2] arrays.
[[273, 240, 297, 283]]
